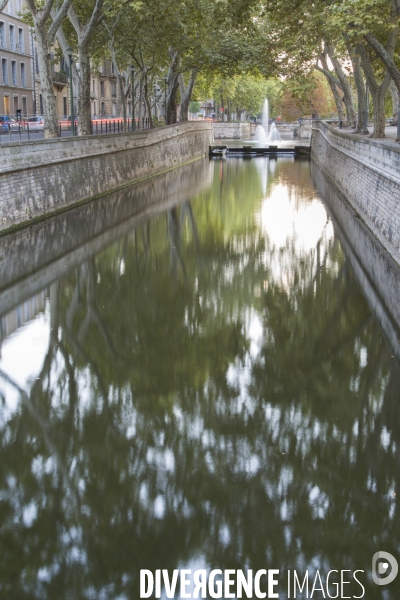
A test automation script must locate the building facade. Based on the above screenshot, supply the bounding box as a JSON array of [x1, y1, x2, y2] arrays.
[[0, 0, 34, 117], [91, 59, 121, 117]]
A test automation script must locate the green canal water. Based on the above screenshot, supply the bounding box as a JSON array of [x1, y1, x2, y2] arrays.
[[0, 156, 399, 599]]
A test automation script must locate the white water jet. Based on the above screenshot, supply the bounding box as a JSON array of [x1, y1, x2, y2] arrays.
[[255, 98, 281, 144], [261, 98, 269, 139], [268, 122, 281, 142], [255, 125, 268, 144]]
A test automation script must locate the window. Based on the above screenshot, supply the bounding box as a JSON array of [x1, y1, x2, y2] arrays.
[[63, 96, 67, 116], [22, 96, 27, 116], [18, 28, 23, 53], [60, 57, 67, 72], [13, 95, 18, 113], [35, 48, 39, 74], [0, 22, 4, 48], [20, 63, 25, 87], [100, 81, 104, 97], [39, 94, 43, 115], [111, 82, 116, 97], [1, 58, 7, 84], [9, 25, 14, 50], [101, 101, 105, 116], [11, 60, 16, 85], [112, 102, 116, 115], [92, 79, 95, 93]]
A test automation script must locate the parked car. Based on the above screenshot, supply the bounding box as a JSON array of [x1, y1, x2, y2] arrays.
[[0, 115, 19, 132], [26, 116, 44, 131]]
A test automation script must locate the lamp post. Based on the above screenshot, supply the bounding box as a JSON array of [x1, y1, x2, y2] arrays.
[[131, 65, 135, 131], [66, 46, 75, 136], [164, 76, 167, 124]]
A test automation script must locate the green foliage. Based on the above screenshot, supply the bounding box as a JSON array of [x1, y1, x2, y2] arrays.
[[189, 100, 201, 114], [194, 73, 282, 118]]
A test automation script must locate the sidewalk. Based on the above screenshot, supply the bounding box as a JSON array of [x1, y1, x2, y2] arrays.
[[336, 124, 400, 143]]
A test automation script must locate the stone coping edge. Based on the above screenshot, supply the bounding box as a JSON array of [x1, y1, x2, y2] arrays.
[[312, 119, 400, 153]]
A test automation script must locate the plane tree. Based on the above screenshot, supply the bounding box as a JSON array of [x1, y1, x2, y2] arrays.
[[23, 0, 72, 137], [327, 0, 399, 138]]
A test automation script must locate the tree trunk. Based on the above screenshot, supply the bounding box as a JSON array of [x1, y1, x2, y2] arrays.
[[326, 44, 356, 126], [370, 87, 387, 138], [167, 79, 179, 124], [143, 76, 153, 128], [345, 42, 366, 133], [34, 23, 59, 137], [364, 31, 400, 91], [390, 80, 399, 125], [318, 52, 345, 124], [364, 28, 400, 140], [356, 41, 392, 138], [78, 42, 92, 135], [67, 0, 104, 136], [178, 69, 197, 122], [165, 49, 180, 125]]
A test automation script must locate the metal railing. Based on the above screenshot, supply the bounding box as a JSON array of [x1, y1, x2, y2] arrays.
[[0, 116, 170, 143]]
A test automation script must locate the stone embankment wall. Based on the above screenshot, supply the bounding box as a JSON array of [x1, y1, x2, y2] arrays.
[[213, 121, 304, 140], [311, 164, 400, 360], [311, 120, 400, 265], [213, 122, 251, 139], [0, 122, 213, 233]]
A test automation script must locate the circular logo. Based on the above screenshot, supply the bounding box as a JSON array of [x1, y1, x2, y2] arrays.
[[372, 552, 398, 586]]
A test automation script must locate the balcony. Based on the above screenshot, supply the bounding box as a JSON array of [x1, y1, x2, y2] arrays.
[[52, 70, 68, 87]]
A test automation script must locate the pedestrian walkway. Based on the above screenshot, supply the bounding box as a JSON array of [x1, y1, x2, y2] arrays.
[[335, 124, 400, 143]]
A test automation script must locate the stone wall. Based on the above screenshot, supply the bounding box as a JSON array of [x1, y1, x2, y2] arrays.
[[0, 122, 213, 233], [311, 163, 400, 360], [311, 120, 400, 265], [213, 122, 251, 139]]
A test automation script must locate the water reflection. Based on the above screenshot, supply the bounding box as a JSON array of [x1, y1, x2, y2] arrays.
[[0, 158, 399, 599]]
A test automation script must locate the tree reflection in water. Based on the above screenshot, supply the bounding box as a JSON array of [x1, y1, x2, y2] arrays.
[[0, 157, 399, 599]]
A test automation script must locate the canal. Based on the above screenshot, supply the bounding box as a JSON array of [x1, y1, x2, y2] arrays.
[[0, 156, 399, 599]]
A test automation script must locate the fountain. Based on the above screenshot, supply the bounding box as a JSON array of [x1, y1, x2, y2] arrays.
[[268, 122, 281, 142], [255, 99, 269, 144], [254, 98, 281, 144]]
